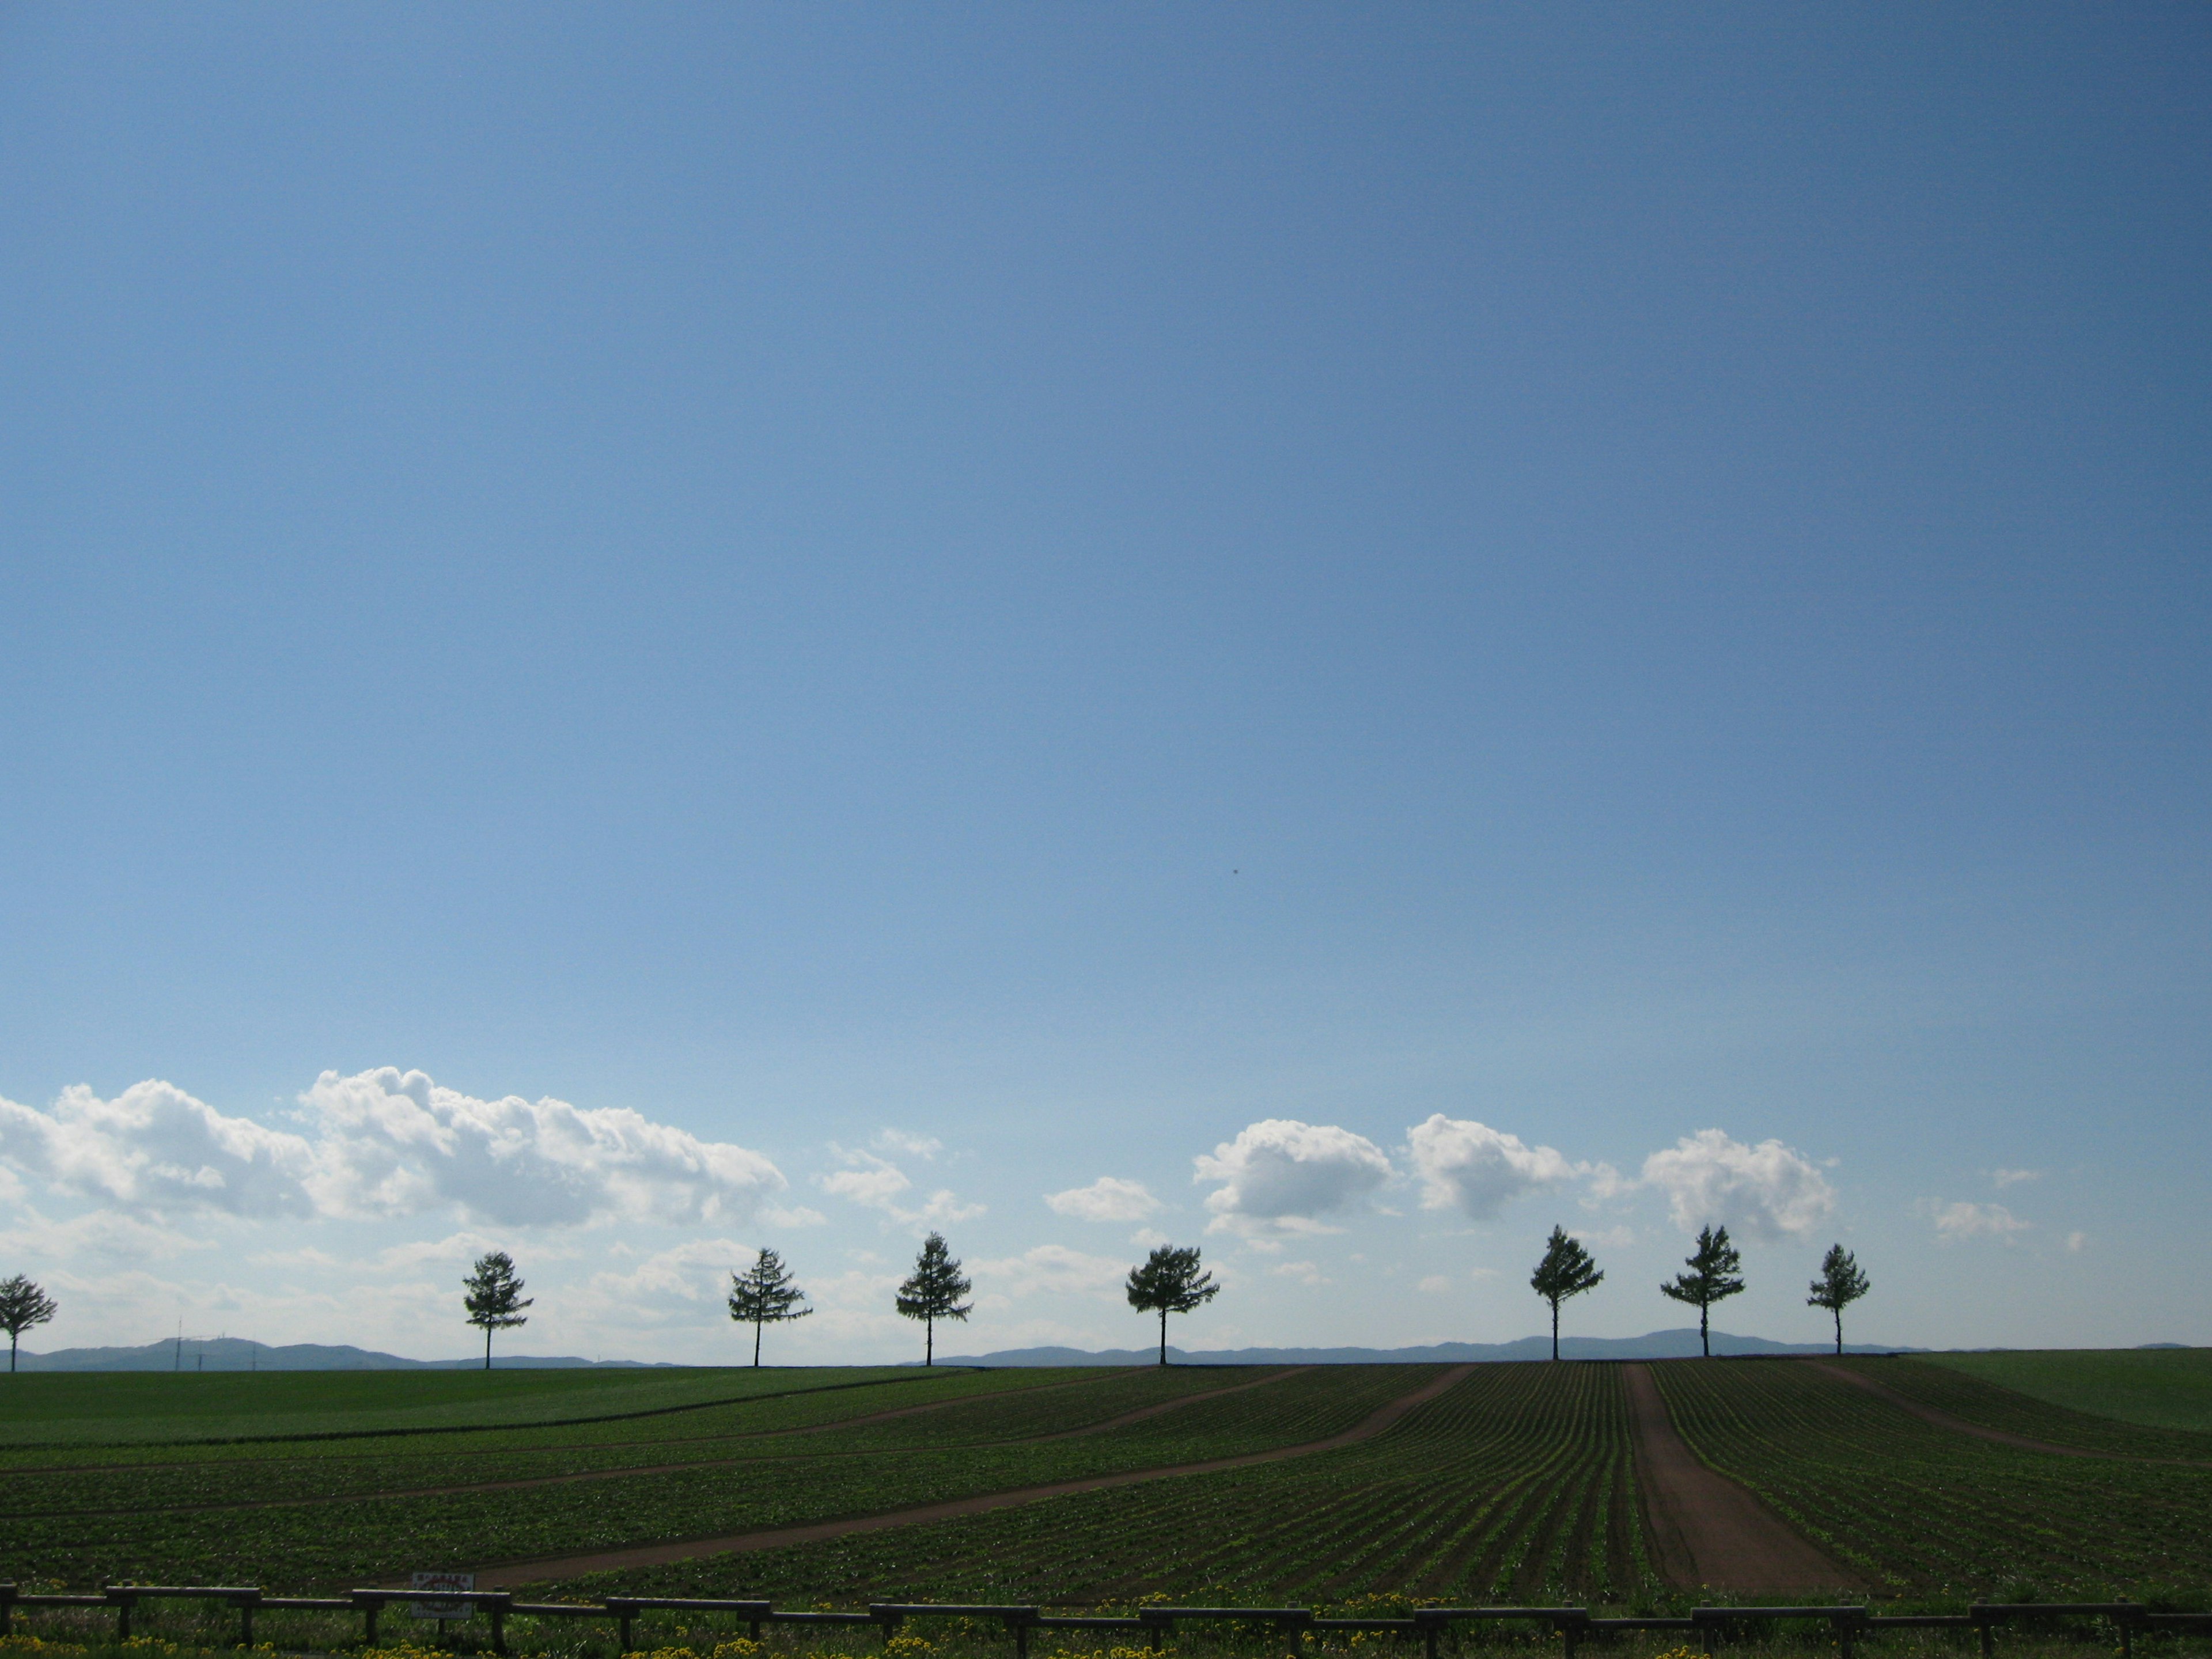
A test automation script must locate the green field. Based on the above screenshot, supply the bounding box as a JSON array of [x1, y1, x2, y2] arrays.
[[1922, 1348, 2212, 1434], [5, 1354, 2211, 1615]]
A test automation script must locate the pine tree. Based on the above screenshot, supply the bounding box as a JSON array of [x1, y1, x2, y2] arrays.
[[1805, 1243, 1871, 1354], [0, 1275, 58, 1374], [462, 1251, 533, 1370], [1658, 1225, 1744, 1357], [727, 1247, 812, 1366], [1528, 1226, 1603, 1361], [895, 1232, 972, 1366], [1124, 1244, 1220, 1365]]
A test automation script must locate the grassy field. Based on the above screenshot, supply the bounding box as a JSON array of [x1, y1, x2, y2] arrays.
[[1921, 1348, 2212, 1434], [5, 1354, 2211, 1616]]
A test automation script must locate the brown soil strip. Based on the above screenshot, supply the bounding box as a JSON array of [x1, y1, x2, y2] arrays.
[[27, 1369, 1310, 1520], [1802, 1361, 2207, 1465], [1623, 1363, 1858, 1592], [475, 1364, 1478, 1588]]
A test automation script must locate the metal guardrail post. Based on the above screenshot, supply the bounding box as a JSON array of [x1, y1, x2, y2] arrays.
[[1972, 1604, 1994, 1659], [0, 1582, 14, 1638], [235, 1588, 261, 1649], [607, 1597, 639, 1653], [107, 1588, 135, 1642]]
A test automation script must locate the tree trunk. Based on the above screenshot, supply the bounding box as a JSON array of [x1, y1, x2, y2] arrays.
[[926, 1316, 933, 1367], [1834, 1308, 1843, 1355], [1700, 1304, 1709, 1357], [1551, 1299, 1559, 1361], [484, 1325, 493, 1371], [1159, 1309, 1168, 1366], [9, 1332, 16, 1373], [753, 1318, 763, 1367]]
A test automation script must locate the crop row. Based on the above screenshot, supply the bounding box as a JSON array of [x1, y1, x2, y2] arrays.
[[1653, 1359, 2212, 1595], [1833, 1360, 2212, 1462], [0, 1369, 1453, 1588], [556, 1362, 1658, 1606]]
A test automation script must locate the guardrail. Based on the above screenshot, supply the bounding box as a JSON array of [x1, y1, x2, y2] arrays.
[[1, 1586, 2207, 1658]]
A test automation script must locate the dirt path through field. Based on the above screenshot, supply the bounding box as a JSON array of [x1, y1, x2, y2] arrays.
[[1623, 1363, 1858, 1592], [474, 1364, 1476, 1588]]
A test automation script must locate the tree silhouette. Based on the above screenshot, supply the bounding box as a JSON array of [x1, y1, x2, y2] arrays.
[[1806, 1243, 1871, 1354], [1528, 1226, 1603, 1361], [728, 1247, 812, 1366], [1124, 1244, 1219, 1365], [0, 1275, 58, 1374], [1659, 1225, 1744, 1357], [462, 1251, 532, 1370], [895, 1232, 972, 1366]]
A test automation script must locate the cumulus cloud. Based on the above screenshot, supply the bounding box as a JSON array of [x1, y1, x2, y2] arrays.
[[0, 1205, 217, 1263], [972, 1244, 1127, 1300], [1991, 1168, 2041, 1188], [1418, 1274, 1454, 1294], [1406, 1115, 1577, 1221], [1046, 1176, 1160, 1224], [297, 1069, 787, 1227], [0, 1081, 317, 1218], [817, 1146, 984, 1229], [0, 1070, 789, 1229], [1925, 1200, 2029, 1243], [2066, 1230, 2088, 1252], [1270, 1260, 1327, 1286], [1194, 1119, 1393, 1238], [1640, 1128, 1835, 1241]]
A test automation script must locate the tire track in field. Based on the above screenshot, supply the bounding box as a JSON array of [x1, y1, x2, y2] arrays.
[[20, 1369, 1308, 1519], [473, 1365, 1478, 1588], [1804, 1361, 2210, 1465], [1623, 1363, 1861, 1593]]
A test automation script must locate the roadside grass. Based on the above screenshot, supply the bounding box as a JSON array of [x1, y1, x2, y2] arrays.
[[1916, 1351, 2212, 1437]]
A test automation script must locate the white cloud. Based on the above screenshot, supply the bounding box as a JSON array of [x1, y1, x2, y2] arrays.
[[1926, 1199, 2029, 1243], [972, 1244, 1128, 1300], [1270, 1260, 1327, 1286], [1991, 1168, 2041, 1188], [762, 1205, 828, 1229], [1418, 1274, 1453, 1294], [2066, 1230, 2088, 1252], [1640, 1128, 1835, 1241], [1571, 1225, 1637, 1250], [0, 1205, 217, 1263], [0, 1070, 791, 1232], [1195, 1119, 1392, 1238], [0, 1081, 318, 1218], [816, 1146, 984, 1230], [299, 1068, 787, 1228], [1406, 1115, 1576, 1221], [1046, 1176, 1160, 1224], [872, 1130, 943, 1160]]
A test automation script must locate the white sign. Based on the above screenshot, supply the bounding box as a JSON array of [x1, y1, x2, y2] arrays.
[[410, 1572, 476, 1619]]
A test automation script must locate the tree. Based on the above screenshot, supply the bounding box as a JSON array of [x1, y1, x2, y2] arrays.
[[728, 1247, 812, 1366], [462, 1251, 532, 1370], [0, 1275, 58, 1374], [1658, 1225, 1744, 1357], [1124, 1244, 1220, 1365], [895, 1232, 972, 1366], [1806, 1244, 1871, 1355], [1528, 1227, 1604, 1361]]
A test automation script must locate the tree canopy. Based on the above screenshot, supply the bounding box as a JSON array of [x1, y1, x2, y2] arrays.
[[1806, 1243, 1872, 1354], [462, 1251, 532, 1370], [728, 1247, 812, 1366], [1528, 1226, 1604, 1360], [1125, 1244, 1220, 1365], [895, 1232, 973, 1366], [0, 1274, 58, 1374], [1658, 1224, 1744, 1357]]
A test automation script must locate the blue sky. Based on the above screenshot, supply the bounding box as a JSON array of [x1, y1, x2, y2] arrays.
[[2, 5, 2206, 1363]]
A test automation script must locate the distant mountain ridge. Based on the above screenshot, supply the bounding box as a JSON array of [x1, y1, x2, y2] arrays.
[[13, 1336, 671, 1372], [935, 1328, 1924, 1366]]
